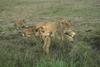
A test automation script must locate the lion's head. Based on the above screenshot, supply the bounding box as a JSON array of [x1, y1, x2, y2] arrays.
[[58, 18, 76, 42]]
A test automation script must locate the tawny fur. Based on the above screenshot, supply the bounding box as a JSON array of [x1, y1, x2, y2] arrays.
[[33, 18, 76, 54]]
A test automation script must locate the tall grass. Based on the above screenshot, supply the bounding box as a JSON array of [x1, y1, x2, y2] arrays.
[[0, 0, 100, 67], [0, 30, 100, 67]]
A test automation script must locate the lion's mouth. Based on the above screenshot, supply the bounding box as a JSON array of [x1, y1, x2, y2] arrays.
[[66, 35, 74, 42]]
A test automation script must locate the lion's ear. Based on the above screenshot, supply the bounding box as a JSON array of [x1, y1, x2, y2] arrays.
[[67, 20, 73, 26]]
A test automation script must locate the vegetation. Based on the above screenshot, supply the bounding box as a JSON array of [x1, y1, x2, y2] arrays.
[[0, 0, 100, 67]]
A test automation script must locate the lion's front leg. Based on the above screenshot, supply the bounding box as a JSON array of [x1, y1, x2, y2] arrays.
[[43, 36, 51, 55]]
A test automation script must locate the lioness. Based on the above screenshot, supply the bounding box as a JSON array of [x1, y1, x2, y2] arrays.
[[34, 18, 76, 54]]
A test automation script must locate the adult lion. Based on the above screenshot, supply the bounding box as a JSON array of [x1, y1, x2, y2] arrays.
[[34, 18, 76, 54]]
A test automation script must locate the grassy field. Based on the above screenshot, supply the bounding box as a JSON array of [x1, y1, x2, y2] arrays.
[[0, 0, 100, 67]]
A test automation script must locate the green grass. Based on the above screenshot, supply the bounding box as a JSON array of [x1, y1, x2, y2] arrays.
[[0, 0, 100, 67]]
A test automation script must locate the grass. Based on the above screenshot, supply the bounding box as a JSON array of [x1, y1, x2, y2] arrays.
[[0, 0, 100, 67]]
